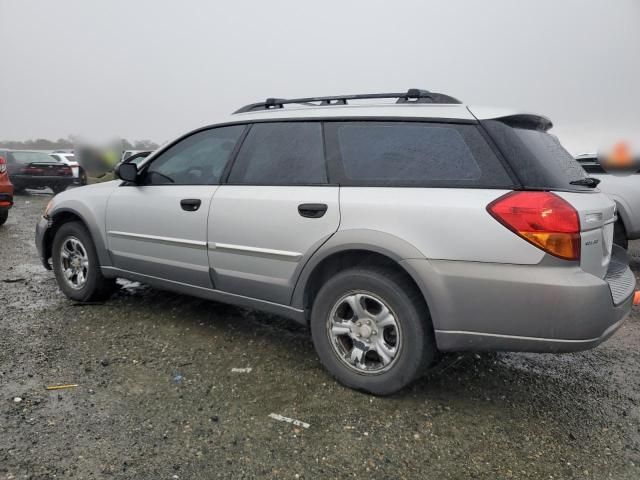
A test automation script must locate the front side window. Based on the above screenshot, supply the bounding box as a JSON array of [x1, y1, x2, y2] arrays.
[[228, 122, 326, 185], [143, 125, 244, 185], [326, 122, 513, 187]]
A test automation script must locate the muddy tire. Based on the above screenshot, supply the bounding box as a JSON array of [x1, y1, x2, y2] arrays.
[[52, 221, 115, 302], [310, 267, 436, 396]]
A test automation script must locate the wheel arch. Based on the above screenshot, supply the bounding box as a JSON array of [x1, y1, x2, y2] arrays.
[[44, 207, 111, 268], [291, 230, 435, 325]]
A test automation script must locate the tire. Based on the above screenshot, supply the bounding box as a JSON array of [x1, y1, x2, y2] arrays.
[[51, 185, 67, 194], [310, 267, 436, 395], [52, 221, 116, 302], [614, 219, 628, 250], [0, 210, 8, 226], [79, 169, 88, 186]]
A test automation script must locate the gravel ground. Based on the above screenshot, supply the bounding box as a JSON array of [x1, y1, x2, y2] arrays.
[[1, 192, 640, 479]]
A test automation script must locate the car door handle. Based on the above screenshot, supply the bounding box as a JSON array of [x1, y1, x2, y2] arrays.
[[180, 198, 201, 212], [298, 203, 328, 218]]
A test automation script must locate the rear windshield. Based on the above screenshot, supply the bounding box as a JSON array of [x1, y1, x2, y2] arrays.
[[325, 122, 514, 188], [10, 151, 57, 164], [483, 120, 590, 191]]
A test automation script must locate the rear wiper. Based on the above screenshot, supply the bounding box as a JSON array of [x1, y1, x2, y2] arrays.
[[570, 177, 601, 188]]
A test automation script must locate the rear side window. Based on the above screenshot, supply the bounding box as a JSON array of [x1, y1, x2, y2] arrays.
[[228, 122, 326, 185], [483, 120, 590, 191], [325, 122, 514, 187]]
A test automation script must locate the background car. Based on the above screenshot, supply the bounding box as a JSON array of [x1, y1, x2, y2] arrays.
[[123, 150, 151, 166], [575, 153, 640, 249], [121, 150, 146, 162], [50, 152, 87, 185], [0, 149, 74, 194], [0, 153, 13, 225]]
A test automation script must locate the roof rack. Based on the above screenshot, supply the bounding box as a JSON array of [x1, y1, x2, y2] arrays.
[[233, 89, 462, 114]]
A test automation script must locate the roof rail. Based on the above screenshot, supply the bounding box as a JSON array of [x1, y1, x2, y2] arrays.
[[233, 89, 462, 114]]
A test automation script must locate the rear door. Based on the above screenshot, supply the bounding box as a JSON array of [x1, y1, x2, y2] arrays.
[[208, 122, 339, 304]]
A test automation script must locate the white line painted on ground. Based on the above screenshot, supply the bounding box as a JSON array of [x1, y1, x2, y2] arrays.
[[268, 413, 310, 429], [231, 367, 252, 373]]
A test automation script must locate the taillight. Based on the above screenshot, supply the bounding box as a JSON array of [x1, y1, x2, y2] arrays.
[[487, 191, 581, 261], [0, 156, 6, 174], [61, 166, 72, 175]]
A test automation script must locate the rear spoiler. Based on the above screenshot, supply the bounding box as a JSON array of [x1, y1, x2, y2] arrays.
[[467, 107, 553, 131]]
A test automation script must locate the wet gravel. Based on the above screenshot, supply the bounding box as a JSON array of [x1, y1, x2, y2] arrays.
[[1, 192, 640, 479]]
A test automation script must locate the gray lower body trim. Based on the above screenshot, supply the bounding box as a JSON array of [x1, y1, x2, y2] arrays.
[[101, 266, 306, 324], [435, 314, 628, 353]]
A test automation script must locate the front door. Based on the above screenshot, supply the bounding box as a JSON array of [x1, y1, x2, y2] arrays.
[[106, 125, 246, 288]]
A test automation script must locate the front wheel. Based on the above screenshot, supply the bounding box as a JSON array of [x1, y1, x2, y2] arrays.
[[52, 221, 115, 301], [310, 267, 436, 395], [0, 210, 8, 226]]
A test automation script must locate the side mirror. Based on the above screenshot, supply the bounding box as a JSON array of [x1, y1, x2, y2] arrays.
[[115, 162, 138, 183]]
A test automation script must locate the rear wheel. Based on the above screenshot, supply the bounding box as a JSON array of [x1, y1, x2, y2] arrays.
[[614, 219, 628, 250], [79, 169, 88, 186], [0, 210, 8, 226], [51, 185, 67, 194], [52, 221, 115, 301], [310, 267, 435, 395]]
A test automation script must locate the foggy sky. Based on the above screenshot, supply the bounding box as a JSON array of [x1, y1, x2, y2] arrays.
[[1, 0, 638, 154]]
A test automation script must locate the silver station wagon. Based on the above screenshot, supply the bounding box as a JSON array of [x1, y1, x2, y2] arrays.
[[36, 89, 638, 394]]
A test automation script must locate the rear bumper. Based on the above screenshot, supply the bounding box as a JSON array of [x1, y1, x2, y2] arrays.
[[0, 192, 13, 210], [403, 250, 636, 353], [11, 175, 74, 189]]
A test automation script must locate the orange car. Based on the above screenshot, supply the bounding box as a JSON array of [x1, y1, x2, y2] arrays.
[[0, 154, 13, 226]]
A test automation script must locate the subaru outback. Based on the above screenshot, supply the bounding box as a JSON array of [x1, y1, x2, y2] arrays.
[[35, 89, 638, 395]]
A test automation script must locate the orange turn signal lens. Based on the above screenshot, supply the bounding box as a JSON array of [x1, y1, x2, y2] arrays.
[[520, 232, 581, 261], [633, 291, 640, 307]]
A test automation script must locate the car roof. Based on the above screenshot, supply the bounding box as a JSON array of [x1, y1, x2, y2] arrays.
[[220, 103, 551, 129]]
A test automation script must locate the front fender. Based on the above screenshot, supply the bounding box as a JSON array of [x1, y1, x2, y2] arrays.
[[47, 183, 117, 268]]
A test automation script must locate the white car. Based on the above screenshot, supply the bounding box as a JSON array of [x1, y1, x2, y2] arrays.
[[121, 150, 146, 162], [50, 152, 87, 185]]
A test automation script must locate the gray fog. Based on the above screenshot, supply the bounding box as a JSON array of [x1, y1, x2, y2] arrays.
[[1, 0, 638, 153]]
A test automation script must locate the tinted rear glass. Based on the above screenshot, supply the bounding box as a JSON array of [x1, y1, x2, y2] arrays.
[[325, 122, 514, 187], [11, 151, 57, 164], [483, 120, 590, 191]]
